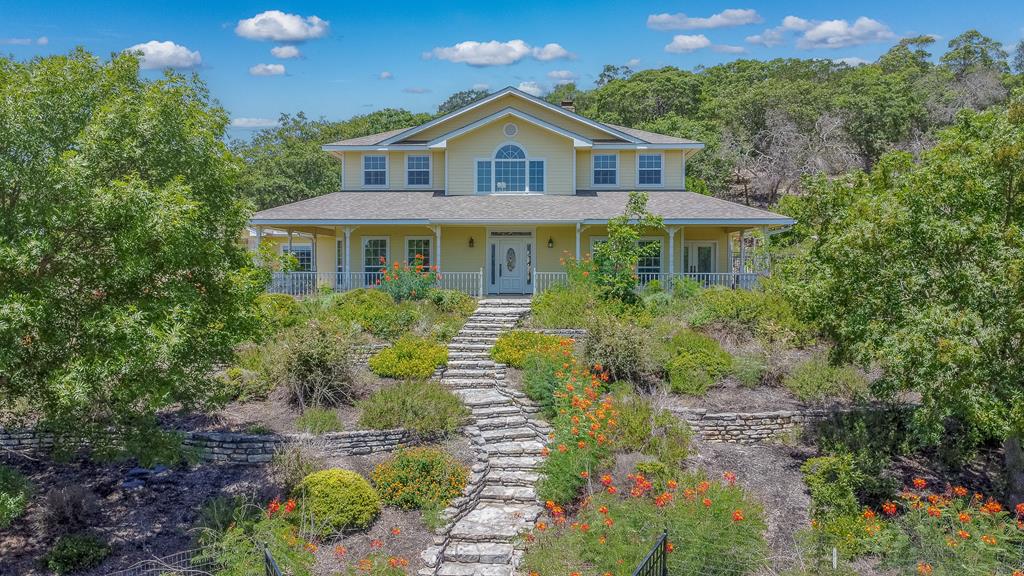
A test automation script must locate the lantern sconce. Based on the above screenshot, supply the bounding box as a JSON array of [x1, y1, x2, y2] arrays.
[[468, 236, 475, 248], [547, 237, 554, 249]]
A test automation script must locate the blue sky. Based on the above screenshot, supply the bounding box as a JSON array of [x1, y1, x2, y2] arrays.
[[3, 1, 1023, 138]]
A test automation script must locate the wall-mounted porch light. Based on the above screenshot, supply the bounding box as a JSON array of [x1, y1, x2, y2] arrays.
[[547, 237, 554, 248], [468, 236, 475, 248]]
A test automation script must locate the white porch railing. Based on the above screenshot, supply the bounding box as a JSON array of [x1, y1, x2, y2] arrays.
[[267, 270, 484, 299], [530, 271, 765, 295], [533, 271, 569, 295]]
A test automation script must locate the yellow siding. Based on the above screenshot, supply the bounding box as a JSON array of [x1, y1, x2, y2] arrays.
[[574, 150, 685, 189], [412, 93, 615, 141], [535, 226, 578, 272], [340, 151, 446, 191], [446, 120, 574, 196]]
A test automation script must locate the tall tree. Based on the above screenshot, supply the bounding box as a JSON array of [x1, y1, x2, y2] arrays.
[[595, 63, 634, 87], [941, 29, 1009, 77], [781, 91, 1024, 500], [0, 49, 266, 461], [436, 89, 489, 116], [1013, 40, 1024, 74]]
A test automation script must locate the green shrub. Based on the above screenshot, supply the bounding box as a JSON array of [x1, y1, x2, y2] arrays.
[[525, 473, 767, 576], [369, 335, 448, 380], [0, 464, 31, 529], [276, 319, 358, 408], [193, 497, 315, 576], [783, 356, 868, 403], [686, 288, 814, 346], [522, 352, 565, 417], [665, 329, 732, 396], [294, 469, 381, 536], [328, 289, 421, 341], [194, 494, 261, 547], [357, 380, 468, 435], [271, 442, 327, 493], [583, 314, 658, 385], [295, 407, 343, 434], [732, 353, 767, 388], [801, 454, 863, 521], [426, 288, 477, 316], [44, 533, 110, 574], [491, 331, 565, 368], [611, 393, 691, 468], [377, 255, 439, 301], [371, 447, 468, 522], [530, 281, 601, 329], [255, 292, 302, 333]]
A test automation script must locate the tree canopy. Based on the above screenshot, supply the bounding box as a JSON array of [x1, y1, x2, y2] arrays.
[[0, 49, 266, 461]]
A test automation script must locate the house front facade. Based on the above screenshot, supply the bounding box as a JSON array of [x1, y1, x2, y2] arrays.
[[249, 87, 793, 297]]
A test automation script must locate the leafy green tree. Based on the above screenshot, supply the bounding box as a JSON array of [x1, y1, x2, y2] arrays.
[[941, 29, 1009, 77], [835, 65, 926, 168], [1013, 40, 1024, 75], [781, 91, 1024, 499], [595, 63, 634, 87], [0, 49, 267, 462], [582, 67, 702, 126], [437, 89, 489, 116], [877, 35, 935, 76], [591, 192, 664, 303]]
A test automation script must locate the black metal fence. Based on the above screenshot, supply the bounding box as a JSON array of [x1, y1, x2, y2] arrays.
[[264, 544, 284, 576], [633, 530, 669, 576]]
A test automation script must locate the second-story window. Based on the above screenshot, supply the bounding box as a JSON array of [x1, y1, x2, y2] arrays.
[[593, 154, 617, 186], [638, 153, 663, 186], [363, 155, 387, 186], [477, 144, 543, 193], [406, 155, 430, 186]]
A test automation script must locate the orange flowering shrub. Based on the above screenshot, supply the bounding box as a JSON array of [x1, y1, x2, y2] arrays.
[[371, 447, 467, 522], [523, 472, 766, 576], [376, 255, 439, 302]]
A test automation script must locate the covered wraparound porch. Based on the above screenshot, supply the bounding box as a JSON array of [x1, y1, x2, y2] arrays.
[[248, 221, 774, 299]]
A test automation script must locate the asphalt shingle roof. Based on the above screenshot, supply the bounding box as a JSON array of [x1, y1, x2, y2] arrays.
[[251, 191, 793, 225]]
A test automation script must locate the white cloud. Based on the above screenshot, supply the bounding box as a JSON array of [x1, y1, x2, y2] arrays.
[[0, 36, 48, 46], [249, 63, 286, 76], [235, 10, 329, 42], [782, 16, 813, 31], [378, 71, 393, 80], [546, 69, 578, 84], [425, 39, 572, 66], [834, 56, 869, 66], [230, 117, 279, 129], [664, 34, 712, 53], [472, 83, 490, 91], [126, 40, 202, 69], [797, 17, 894, 49], [713, 44, 747, 54], [270, 45, 301, 59], [647, 8, 762, 30], [626, 58, 641, 67], [517, 81, 544, 96], [402, 86, 431, 94], [746, 15, 813, 46]]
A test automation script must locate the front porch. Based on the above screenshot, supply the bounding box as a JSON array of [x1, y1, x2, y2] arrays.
[[252, 223, 772, 299]]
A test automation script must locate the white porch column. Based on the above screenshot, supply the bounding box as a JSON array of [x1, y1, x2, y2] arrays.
[[344, 227, 353, 287], [679, 226, 685, 273], [254, 226, 263, 253], [760, 225, 770, 275], [433, 225, 442, 270], [312, 232, 318, 272], [287, 229, 293, 253], [667, 226, 676, 277], [739, 230, 747, 274], [575, 222, 581, 261], [727, 231, 734, 273]]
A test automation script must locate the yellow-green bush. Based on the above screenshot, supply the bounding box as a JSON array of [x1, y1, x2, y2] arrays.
[[371, 447, 467, 515], [665, 329, 732, 396], [294, 469, 380, 535], [255, 292, 302, 333], [685, 287, 814, 346], [491, 331, 565, 368], [0, 465, 31, 529], [611, 392, 691, 468], [357, 380, 468, 435], [327, 289, 421, 341], [784, 356, 868, 402], [368, 335, 448, 379]]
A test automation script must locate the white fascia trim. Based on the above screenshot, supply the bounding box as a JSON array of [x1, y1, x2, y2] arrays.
[[592, 143, 705, 150], [322, 144, 429, 152], [252, 217, 796, 227], [380, 86, 642, 145], [251, 219, 431, 226], [427, 107, 592, 148]]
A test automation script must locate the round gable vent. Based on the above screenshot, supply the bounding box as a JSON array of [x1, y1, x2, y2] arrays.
[[503, 122, 518, 137]]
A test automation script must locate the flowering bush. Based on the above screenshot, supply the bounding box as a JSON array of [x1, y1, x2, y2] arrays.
[[368, 335, 448, 380], [294, 469, 381, 536], [523, 471, 767, 576], [371, 447, 467, 526], [491, 331, 566, 368], [376, 255, 439, 302]]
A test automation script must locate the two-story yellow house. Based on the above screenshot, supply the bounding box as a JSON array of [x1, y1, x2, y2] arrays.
[[250, 86, 792, 297]]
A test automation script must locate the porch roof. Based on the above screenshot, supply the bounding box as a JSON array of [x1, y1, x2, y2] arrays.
[[250, 190, 794, 227]]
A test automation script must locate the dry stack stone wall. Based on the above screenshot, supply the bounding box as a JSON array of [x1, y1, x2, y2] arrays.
[[673, 408, 834, 444]]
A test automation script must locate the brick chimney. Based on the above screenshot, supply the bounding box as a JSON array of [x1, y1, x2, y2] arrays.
[[560, 100, 575, 113]]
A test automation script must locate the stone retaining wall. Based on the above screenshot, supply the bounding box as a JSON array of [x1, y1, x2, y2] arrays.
[[2, 427, 426, 465], [530, 328, 588, 340], [672, 407, 835, 444]]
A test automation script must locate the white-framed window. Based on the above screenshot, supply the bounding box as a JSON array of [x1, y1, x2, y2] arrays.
[[336, 238, 345, 272], [588, 236, 663, 278], [405, 237, 432, 267], [475, 143, 544, 194], [281, 242, 313, 272], [592, 153, 618, 186], [362, 237, 389, 284], [637, 153, 663, 186], [363, 155, 387, 187], [406, 154, 430, 187]]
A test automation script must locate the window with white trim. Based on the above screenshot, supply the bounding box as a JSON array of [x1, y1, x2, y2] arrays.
[[363, 155, 387, 186], [406, 155, 430, 186], [406, 237, 432, 267], [476, 144, 544, 193], [593, 154, 617, 186], [476, 161, 491, 193], [282, 243, 313, 271], [528, 160, 544, 192], [638, 153, 663, 186], [637, 239, 662, 277]]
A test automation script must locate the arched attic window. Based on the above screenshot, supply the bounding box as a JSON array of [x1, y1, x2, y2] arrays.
[[476, 143, 544, 193]]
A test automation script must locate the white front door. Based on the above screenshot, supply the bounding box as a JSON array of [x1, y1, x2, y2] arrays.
[[684, 241, 717, 274], [497, 239, 527, 293]]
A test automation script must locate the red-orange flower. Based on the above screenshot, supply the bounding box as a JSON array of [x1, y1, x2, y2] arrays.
[[917, 562, 933, 575], [952, 485, 968, 497], [600, 474, 613, 486], [391, 527, 401, 536], [958, 512, 971, 523], [863, 508, 876, 520], [927, 506, 942, 518], [334, 545, 347, 558], [284, 499, 297, 514], [732, 509, 745, 522], [370, 539, 384, 549], [957, 529, 971, 540], [723, 471, 737, 486], [882, 502, 897, 516], [266, 498, 281, 517], [912, 477, 927, 490], [580, 471, 590, 479], [702, 497, 712, 508], [1016, 502, 1024, 517], [980, 534, 997, 545]]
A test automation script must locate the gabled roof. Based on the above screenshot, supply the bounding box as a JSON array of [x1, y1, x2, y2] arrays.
[[427, 107, 593, 149], [251, 190, 794, 226]]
